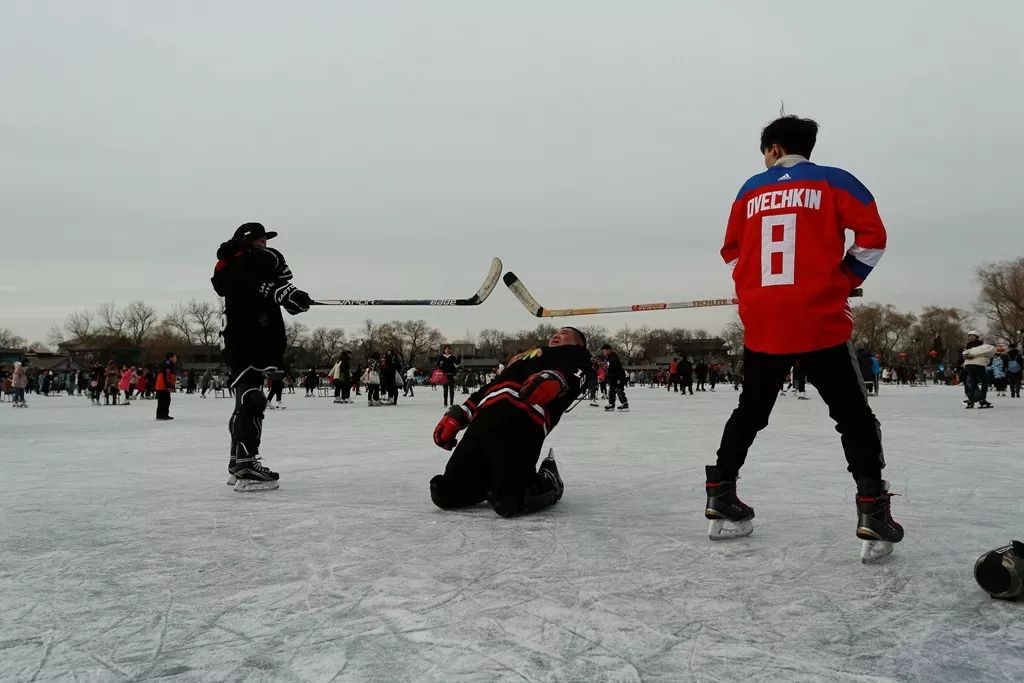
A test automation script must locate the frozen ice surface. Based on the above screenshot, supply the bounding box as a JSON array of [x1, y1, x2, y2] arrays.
[[2, 385, 1022, 682]]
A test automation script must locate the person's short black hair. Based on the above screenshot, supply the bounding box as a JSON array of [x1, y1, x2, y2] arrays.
[[760, 115, 819, 158], [600, 344, 612, 351], [561, 326, 587, 347]]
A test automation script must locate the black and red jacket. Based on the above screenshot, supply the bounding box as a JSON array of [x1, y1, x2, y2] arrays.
[[459, 344, 591, 435]]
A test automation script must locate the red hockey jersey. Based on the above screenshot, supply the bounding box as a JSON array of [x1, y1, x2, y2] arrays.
[[721, 156, 886, 354]]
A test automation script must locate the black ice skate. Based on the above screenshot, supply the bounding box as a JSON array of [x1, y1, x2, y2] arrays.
[[616, 404, 630, 411], [230, 455, 280, 492], [855, 480, 903, 563], [538, 449, 564, 502], [705, 466, 754, 540]]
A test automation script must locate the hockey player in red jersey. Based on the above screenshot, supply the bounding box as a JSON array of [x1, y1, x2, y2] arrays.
[[429, 327, 591, 518], [705, 115, 903, 562]]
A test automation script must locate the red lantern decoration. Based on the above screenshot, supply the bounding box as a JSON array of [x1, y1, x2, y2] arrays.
[[996, 346, 1006, 353], [898, 352, 908, 361], [928, 350, 938, 359], [875, 353, 882, 360]]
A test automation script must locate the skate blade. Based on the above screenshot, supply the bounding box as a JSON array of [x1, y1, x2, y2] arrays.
[[226, 475, 237, 486], [233, 480, 280, 493], [860, 540, 893, 563], [708, 519, 753, 541]]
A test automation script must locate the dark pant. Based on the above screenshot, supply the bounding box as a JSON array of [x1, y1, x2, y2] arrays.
[[607, 378, 628, 407], [964, 365, 989, 404], [229, 368, 267, 460], [715, 343, 883, 482], [443, 380, 456, 405], [669, 374, 680, 392], [792, 365, 806, 392], [333, 380, 343, 398], [1009, 372, 1022, 398], [267, 379, 284, 403], [429, 415, 557, 518], [156, 390, 171, 418]]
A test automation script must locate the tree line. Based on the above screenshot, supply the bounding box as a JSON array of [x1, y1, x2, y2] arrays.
[[2, 257, 1021, 367]]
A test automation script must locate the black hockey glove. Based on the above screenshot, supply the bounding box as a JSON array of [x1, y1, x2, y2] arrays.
[[282, 289, 314, 315]]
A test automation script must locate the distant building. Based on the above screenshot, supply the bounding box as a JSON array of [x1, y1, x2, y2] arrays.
[[58, 336, 143, 367]]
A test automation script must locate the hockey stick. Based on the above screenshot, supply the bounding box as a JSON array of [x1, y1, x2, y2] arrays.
[[503, 271, 862, 318], [314, 257, 503, 307]]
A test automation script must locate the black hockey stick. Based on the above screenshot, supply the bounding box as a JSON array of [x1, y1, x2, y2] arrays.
[[314, 258, 503, 307], [504, 271, 862, 318]]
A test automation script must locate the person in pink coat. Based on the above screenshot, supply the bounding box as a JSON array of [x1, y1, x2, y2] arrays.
[[118, 366, 137, 404]]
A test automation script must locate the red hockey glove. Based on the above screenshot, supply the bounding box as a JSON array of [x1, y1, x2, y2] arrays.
[[518, 370, 568, 406], [433, 405, 471, 450]]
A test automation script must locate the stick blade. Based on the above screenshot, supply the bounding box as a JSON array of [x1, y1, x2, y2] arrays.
[[462, 257, 503, 305], [503, 271, 545, 317]]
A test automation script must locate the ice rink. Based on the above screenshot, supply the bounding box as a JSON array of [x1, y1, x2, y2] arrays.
[[2, 383, 1022, 682]]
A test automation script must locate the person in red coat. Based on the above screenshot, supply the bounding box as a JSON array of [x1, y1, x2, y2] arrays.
[[154, 352, 177, 420]]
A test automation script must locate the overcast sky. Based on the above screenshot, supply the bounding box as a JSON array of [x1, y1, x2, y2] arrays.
[[4, 1, 1022, 346]]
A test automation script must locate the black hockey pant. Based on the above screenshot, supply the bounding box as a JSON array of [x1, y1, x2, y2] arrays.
[[229, 368, 268, 462], [607, 378, 627, 407], [715, 342, 883, 483], [430, 417, 558, 518]]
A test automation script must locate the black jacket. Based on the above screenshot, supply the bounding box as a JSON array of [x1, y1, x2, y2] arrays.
[[437, 353, 461, 376], [604, 351, 627, 382], [211, 241, 293, 370], [856, 349, 874, 382], [463, 344, 592, 434]]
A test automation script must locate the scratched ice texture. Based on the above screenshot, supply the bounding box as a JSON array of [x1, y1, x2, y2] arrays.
[[2, 384, 1022, 681]]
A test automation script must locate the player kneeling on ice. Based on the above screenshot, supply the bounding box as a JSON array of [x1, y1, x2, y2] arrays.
[[708, 114, 902, 562], [429, 327, 591, 518]]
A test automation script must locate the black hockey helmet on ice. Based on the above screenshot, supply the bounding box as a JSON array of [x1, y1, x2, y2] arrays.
[[975, 541, 1024, 601], [233, 222, 278, 241]]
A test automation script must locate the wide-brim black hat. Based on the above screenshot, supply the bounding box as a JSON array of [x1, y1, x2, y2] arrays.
[[233, 222, 278, 241]]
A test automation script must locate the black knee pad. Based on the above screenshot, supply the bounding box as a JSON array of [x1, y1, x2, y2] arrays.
[[238, 386, 267, 416], [429, 475, 450, 509]]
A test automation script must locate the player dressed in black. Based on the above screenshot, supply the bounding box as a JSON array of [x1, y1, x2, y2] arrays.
[[211, 223, 313, 492], [429, 327, 592, 518]]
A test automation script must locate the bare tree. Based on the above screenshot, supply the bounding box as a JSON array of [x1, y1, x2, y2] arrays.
[[0, 327, 27, 348], [123, 301, 158, 346], [578, 325, 610, 353], [186, 299, 220, 346], [285, 321, 308, 353], [720, 318, 745, 356], [851, 303, 917, 362], [476, 328, 507, 359], [162, 304, 195, 346], [64, 310, 94, 340], [975, 258, 1024, 342], [47, 324, 67, 349], [306, 327, 347, 367], [397, 320, 445, 367], [612, 325, 645, 362], [909, 306, 972, 364], [96, 301, 126, 338]]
